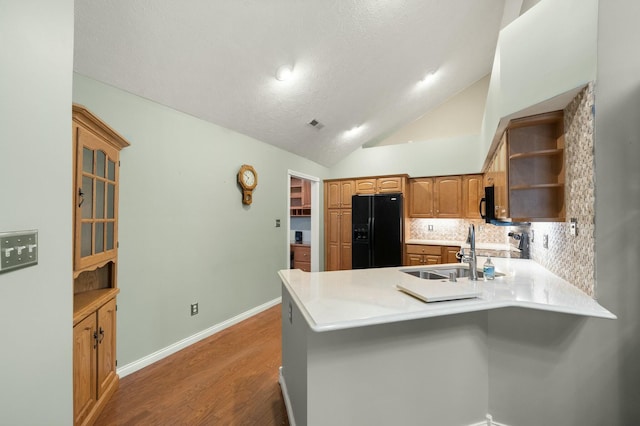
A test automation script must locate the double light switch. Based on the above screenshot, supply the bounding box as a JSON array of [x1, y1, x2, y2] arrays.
[[0, 230, 38, 273]]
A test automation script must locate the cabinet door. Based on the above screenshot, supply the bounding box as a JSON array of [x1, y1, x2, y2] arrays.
[[97, 298, 117, 398], [494, 136, 509, 219], [462, 175, 484, 219], [326, 181, 341, 209], [355, 179, 377, 194], [377, 177, 403, 193], [406, 253, 423, 266], [73, 314, 97, 425], [339, 209, 352, 270], [325, 209, 341, 271], [409, 178, 434, 217], [434, 176, 462, 218], [340, 180, 355, 208], [74, 127, 121, 271], [443, 246, 461, 264], [425, 255, 441, 265], [302, 180, 311, 208]]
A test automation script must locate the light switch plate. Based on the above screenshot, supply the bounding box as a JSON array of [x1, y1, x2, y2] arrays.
[[0, 230, 38, 273]]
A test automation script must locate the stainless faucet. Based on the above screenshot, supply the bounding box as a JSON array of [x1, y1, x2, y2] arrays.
[[457, 224, 478, 281]]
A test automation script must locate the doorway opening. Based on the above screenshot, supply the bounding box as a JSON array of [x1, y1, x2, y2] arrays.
[[287, 170, 320, 272]]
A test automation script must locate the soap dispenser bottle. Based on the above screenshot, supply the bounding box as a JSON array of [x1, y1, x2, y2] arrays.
[[483, 256, 495, 280]]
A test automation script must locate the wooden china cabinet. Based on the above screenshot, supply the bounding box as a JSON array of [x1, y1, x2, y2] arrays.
[[72, 104, 129, 426]]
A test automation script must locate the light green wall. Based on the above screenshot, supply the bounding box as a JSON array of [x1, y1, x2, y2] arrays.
[[481, 0, 598, 154], [328, 133, 484, 179], [72, 74, 328, 365], [0, 0, 74, 424]]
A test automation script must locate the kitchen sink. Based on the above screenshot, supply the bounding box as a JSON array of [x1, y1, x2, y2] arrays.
[[402, 265, 504, 280]]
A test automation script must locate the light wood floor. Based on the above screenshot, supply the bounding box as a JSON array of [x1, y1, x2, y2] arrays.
[[95, 304, 289, 426]]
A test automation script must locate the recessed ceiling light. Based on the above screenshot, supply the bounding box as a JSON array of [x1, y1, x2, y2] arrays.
[[345, 125, 363, 137], [276, 65, 293, 81], [418, 70, 438, 87]]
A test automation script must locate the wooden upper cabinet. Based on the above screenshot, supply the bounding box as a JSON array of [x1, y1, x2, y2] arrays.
[[483, 110, 565, 222], [355, 176, 404, 194], [326, 179, 355, 208], [434, 176, 462, 218], [340, 180, 355, 208], [462, 174, 484, 219], [290, 177, 311, 216], [507, 111, 565, 221], [302, 180, 311, 208], [377, 176, 404, 193], [73, 105, 130, 274], [494, 137, 509, 219], [355, 179, 377, 194], [409, 178, 434, 217]]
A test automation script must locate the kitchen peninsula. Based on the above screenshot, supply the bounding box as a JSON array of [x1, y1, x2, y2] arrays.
[[278, 258, 614, 425]]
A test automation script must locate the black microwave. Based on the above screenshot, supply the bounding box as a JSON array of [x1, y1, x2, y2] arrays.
[[480, 186, 529, 226], [479, 186, 496, 223]]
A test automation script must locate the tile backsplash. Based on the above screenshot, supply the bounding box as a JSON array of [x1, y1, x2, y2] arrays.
[[409, 83, 596, 297], [530, 83, 596, 296], [410, 218, 526, 257]]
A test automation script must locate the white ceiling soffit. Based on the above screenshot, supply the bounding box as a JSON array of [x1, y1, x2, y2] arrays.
[[74, 0, 510, 167]]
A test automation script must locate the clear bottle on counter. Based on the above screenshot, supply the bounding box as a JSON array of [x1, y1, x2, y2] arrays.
[[483, 256, 495, 280]]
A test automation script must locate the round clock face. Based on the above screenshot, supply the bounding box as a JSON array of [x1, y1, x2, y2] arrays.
[[242, 169, 255, 187]]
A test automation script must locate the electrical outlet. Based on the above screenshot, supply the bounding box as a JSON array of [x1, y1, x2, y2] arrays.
[[531, 229, 535, 243], [543, 234, 549, 249], [288, 302, 293, 324], [191, 303, 199, 316], [275, 219, 281, 228], [428, 225, 434, 231], [569, 218, 578, 236]]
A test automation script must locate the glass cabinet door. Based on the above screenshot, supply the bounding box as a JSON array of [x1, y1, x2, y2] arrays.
[[75, 127, 120, 271]]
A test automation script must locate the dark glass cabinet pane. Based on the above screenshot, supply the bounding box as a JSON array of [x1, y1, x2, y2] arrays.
[[82, 147, 93, 173], [96, 151, 106, 177], [108, 160, 115, 181], [96, 181, 105, 219], [81, 176, 93, 219], [107, 184, 115, 219], [95, 223, 104, 254], [81, 223, 92, 257], [106, 222, 114, 251]]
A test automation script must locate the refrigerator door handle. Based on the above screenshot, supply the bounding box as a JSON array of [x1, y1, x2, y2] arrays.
[[369, 217, 375, 265]]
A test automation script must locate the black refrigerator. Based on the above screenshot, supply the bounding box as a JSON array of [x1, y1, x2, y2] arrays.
[[352, 193, 403, 269]]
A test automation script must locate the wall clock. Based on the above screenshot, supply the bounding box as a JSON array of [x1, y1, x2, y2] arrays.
[[237, 164, 258, 205]]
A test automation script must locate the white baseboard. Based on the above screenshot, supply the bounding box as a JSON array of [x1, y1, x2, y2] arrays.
[[278, 367, 296, 426], [117, 297, 282, 378]]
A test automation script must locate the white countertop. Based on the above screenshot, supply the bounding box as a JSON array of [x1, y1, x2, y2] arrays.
[[406, 239, 515, 252], [278, 258, 616, 332]]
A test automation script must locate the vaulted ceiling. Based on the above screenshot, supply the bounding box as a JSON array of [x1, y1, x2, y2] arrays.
[[74, 0, 526, 167]]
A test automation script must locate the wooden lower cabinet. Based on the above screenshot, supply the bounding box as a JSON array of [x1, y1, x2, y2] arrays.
[[443, 246, 461, 264], [291, 244, 311, 272], [73, 297, 118, 426], [405, 244, 442, 266], [405, 244, 461, 266]]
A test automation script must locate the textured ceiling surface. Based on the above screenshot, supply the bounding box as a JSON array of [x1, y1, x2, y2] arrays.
[[74, 0, 510, 167]]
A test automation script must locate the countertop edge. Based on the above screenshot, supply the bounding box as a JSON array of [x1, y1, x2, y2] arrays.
[[278, 269, 321, 330], [279, 263, 616, 333], [303, 300, 616, 333]]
